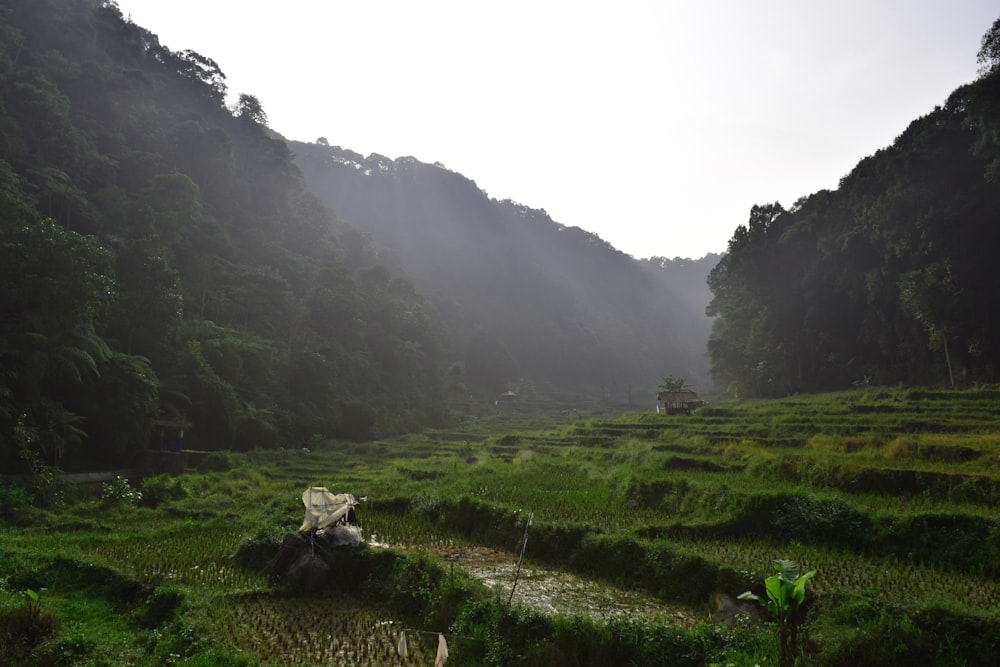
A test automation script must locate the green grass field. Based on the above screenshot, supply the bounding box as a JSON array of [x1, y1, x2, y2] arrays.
[[3, 387, 1000, 665]]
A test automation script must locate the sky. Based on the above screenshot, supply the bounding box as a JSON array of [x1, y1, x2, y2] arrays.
[[114, 1, 997, 260]]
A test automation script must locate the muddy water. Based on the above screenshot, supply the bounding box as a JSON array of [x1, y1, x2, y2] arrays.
[[439, 547, 699, 625]]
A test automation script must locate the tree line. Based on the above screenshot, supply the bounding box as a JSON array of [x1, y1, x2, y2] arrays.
[[706, 18, 1000, 397], [291, 142, 717, 397], [0, 0, 445, 470]]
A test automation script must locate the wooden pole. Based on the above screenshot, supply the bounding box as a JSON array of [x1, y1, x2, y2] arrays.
[[508, 511, 533, 606], [943, 331, 955, 388]]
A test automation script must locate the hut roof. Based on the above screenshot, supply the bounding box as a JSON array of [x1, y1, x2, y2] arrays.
[[657, 390, 701, 402]]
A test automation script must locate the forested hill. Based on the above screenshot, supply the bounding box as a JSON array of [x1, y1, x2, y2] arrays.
[[0, 0, 717, 473], [292, 142, 717, 395], [706, 17, 1000, 398], [0, 0, 451, 469]]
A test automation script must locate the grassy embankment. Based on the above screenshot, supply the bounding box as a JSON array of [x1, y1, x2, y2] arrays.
[[2, 387, 1000, 665]]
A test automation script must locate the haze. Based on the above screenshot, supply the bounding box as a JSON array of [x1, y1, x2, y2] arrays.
[[115, 0, 996, 259]]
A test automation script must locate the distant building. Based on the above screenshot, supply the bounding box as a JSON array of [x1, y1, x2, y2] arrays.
[[495, 390, 518, 406], [656, 391, 705, 414]]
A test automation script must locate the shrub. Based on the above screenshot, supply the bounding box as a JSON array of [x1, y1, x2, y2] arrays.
[[572, 533, 648, 584], [771, 495, 870, 549], [101, 476, 142, 506], [885, 437, 917, 460], [0, 482, 31, 514], [17, 447, 69, 509], [234, 527, 285, 572], [233, 414, 280, 451], [197, 451, 235, 473], [139, 474, 187, 508], [385, 551, 441, 618], [134, 587, 184, 628], [0, 589, 59, 661], [875, 513, 1000, 575], [32, 633, 97, 667], [495, 434, 521, 447], [820, 595, 1000, 666]]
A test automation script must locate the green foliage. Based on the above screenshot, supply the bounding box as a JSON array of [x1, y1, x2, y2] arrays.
[[4, 390, 1000, 663], [197, 451, 235, 473], [383, 550, 442, 619], [15, 444, 68, 508], [0, 482, 31, 514], [771, 495, 870, 550], [978, 17, 1000, 76], [658, 375, 693, 392], [340, 401, 377, 442], [101, 475, 141, 507], [818, 590, 1000, 667], [138, 473, 187, 509], [233, 527, 285, 573], [707, 21, 1000, 397], [71, 352, 160, 467], [0, 204, 116, 468], [133, 586, 184, 629], [452, 599, 735, 667], [739, 560, 816, 667], [0, 588, 59, 662], [293, 139, 717, 396], [0, 0, 452, 469]]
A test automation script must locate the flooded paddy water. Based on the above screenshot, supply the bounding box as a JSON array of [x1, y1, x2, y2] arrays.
[[220, 543, 700, 666], [437, 546, 700, 625]]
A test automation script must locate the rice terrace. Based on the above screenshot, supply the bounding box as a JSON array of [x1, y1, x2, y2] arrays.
[[3, 387, 1000, 665]]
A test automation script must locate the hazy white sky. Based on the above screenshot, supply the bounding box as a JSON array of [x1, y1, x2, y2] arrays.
[[115, 1, 996, 260]]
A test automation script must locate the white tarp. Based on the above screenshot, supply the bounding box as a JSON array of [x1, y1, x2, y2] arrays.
[[299, 487, 358, 533]]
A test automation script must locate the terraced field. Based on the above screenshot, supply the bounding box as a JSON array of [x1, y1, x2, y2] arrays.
[[2, 387, 1000, 665]]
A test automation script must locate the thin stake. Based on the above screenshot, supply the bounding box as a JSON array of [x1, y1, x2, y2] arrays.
[[943, 331, 955, 388], [508, 511, 533, 606]]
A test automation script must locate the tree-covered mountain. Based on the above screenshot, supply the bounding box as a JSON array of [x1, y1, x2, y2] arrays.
[[0, 0, 450, 470], [0, 0, 719, 475], [291, 143, 716, 396], [706, 17, 1000, 398]]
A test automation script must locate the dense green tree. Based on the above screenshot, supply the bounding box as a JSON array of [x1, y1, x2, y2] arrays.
[[0, 203, 116, 468], [706, 19, 1000, 395], [70, 351, 160, 466], [234, 93, 268, 126], [106, 238, 183, 358], [978, 17, 1000, 76], [0, 0, 450, 467], [291, 142, 717, 396]]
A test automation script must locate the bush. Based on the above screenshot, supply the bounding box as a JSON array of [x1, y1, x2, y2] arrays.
[[384, 551, 441, 619], [0, 482, 31, 514], [234, 527, 285, 572], [820, 594, 1000, 666], [197, 451, 235, 473], [32, 634, 97, 667], [771, 495, 871, 549], [101, 476, 142, 506], [233, 414, 280, 451], [139, 474, 187, 508], [134, 587, 184, 628], [874, 513, 1000, 575], [0, 589, 59, 661]]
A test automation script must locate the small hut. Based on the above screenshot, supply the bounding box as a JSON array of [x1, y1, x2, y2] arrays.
[[148, 418, 190, 452], [495, 390, 518, 406], [656, 391, 705, 414], [138, 418, 193, 476]]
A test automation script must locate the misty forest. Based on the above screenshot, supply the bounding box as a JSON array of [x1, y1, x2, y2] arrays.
[[2, 1, 1000, 665]]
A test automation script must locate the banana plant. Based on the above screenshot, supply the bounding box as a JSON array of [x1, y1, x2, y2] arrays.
[[739, 560, 816, 667]]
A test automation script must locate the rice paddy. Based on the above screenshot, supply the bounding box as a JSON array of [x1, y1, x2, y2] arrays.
[[3, 386, 1000, 664]]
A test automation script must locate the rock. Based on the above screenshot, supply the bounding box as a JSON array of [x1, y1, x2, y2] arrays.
[[710, 591, 761, 627]]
